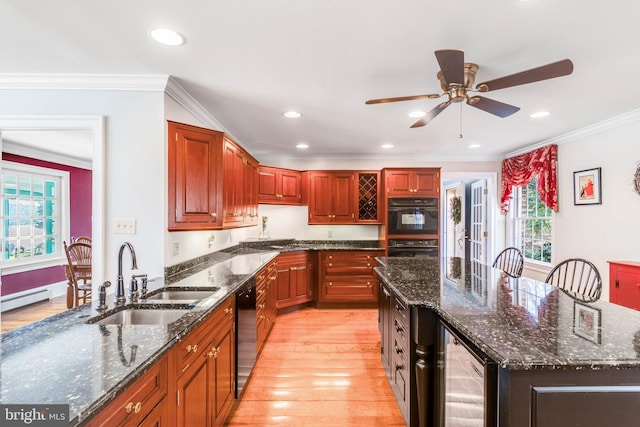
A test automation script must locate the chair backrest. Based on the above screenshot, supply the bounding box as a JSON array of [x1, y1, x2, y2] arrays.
[[64, 241, 92, 281], [73, 236, 92, 245], [545, 258, 602, 301], [492, 247, 524, 278]]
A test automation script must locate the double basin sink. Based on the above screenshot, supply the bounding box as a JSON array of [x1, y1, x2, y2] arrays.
[[86, 287, 221, 326]]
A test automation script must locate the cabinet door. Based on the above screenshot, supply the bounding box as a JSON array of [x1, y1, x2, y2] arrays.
[[413, 169, 440, 196], [223, 140, 244, 224], [615, 265, 640, 310], [138, 398, 168, 427], [333, 172, 355, 223], [276, 262, 293, 308], [293, 261, 312, 303], [168, 122, 222, 230], [175, 353, 208, 427], [211, 321, 235, 426], [258, 167, 278, 203], [385, 170, 413, 196], [308, 172, 333, 223], [243, 156, 259, 225], [280, 170, 301, 204], [356, 171, 380, 223]]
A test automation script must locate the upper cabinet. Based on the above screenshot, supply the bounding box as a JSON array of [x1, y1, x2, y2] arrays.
[[167, 121, 258, 231], [223, 136, 259, 228], [303, 170, 382, 224], [258, 166, 302, 205], [383, 168, 440, 197], [168, 121, 223, 231]]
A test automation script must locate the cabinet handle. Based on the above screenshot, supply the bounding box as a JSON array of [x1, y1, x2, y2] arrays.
[[395, 325, 403, 333], [134, 402, 142, 414], [395, 347, 403, 355], [329, 256, 333, 260], [329, 263, 332, 267], [225, 307, 233, 314], [367, 263, 371, 267], [291, 266, 297, 271], [329, 282, 333, 286], [259, 315, 266, 320], [186, 344, 198, 353], [125, 401, 142, 414], [367, 281, 371, 286], [395, 304, 404, 311], [616, 279, 620, 288], [395, 363, 404, 370], [210, 212, 217, 218]]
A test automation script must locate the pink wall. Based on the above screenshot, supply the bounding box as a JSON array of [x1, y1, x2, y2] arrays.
[[1, 153, 92, 296]]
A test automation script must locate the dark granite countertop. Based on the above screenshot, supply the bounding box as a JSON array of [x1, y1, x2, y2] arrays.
[[0, 239, 381, 425], [375, 256, 640, 371], [0, 250, 278, 426]]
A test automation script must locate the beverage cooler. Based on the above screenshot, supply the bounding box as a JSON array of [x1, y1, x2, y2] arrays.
[[436, 320, 497, 426]]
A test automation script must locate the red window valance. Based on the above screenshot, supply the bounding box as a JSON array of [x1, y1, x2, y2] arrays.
[[500, 144, 558, 214]]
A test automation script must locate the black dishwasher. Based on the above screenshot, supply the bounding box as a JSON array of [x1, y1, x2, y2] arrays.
[[235, 278, 257, 398]]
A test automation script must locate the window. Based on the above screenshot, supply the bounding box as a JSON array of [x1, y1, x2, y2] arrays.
[[514, 176, 552, 264], [1, 161, 69, 270]]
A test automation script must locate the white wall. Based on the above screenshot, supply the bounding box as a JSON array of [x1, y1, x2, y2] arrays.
[[550, 116, 640, 301], [0, 89, 166, 283]]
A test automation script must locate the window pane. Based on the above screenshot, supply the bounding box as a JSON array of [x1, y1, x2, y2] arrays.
[[33, 199, 44, 217], [45, 180, 56, 198], [18, 238, 31, 258], [33, 178, 44, 197], [3, 175, 17, 195], [33, 238, 44, 256], [5, 198, 18, 217], [516, 177, 552, 264], [19, 218, 32, 237], [5, 219, 17, 237], [45, 200, 56, 216], [47, 236, 56, 255], [19, 199, 32, 217], [4, 239, 17, 260]]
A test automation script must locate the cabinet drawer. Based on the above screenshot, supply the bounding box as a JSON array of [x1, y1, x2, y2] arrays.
[[393, 297, 409, 327], [88, 356, 168, 427], [322, 262, 374, 276], [320, 251, 379, 263]]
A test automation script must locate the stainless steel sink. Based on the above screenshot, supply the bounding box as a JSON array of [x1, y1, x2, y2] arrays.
[[90, 308, 192, 325], [144, 289, 218, 302]]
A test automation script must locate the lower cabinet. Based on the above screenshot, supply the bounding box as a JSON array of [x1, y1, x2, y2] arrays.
[[318, 250, 381, 306], [256, 259, 278, 352], [276, 251, 312, 309], [608, 261, 640, 310], [84, 355, 168, 427], [171, 295, 236, 427]]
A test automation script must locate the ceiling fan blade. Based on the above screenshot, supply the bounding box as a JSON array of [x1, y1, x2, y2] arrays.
[[475, 59, 574, 92], [410, 102, 450, 128], [365, 93, 441, 105], [467, 96, 520, 118], [435, 49, 465, 86]]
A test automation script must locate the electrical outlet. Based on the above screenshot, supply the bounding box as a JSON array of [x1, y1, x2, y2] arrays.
[[327, 230, 333, 239], [115, 219, 136, 234], [172, 241, 179, 256]]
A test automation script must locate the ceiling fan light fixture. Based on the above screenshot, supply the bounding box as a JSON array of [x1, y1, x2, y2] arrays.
[[408, 111, 426, 118], [149, 28, 185, 46], [283, 111, 302, 119], [530, 111, 550, 118], [468, 144, 482, 149]]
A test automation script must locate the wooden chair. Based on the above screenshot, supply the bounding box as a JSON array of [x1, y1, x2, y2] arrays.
[[73, 236, 92, 245], [545, 258, 602, 302], [492, 247, 524, 278], [64, 241, 93, 308]]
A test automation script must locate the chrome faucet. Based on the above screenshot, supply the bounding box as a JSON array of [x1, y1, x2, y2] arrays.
[[115, 242, 138, 305]]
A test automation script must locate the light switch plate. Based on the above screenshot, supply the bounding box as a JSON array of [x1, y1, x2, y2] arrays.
[[115, 219, 136, 234]]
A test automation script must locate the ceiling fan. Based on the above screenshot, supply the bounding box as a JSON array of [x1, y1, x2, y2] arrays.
[[365, 49, 574, 128]]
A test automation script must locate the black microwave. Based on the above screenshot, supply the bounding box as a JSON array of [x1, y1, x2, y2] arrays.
[[387, 198, 439, 235]]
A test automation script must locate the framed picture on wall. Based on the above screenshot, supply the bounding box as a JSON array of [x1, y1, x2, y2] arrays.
[[573, 301, 601, 344], [573, 167, 602, 205]]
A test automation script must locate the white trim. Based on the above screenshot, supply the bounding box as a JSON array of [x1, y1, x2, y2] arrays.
[[0, 115, 104, 284], [2, 140, 92, 170], [505, 108, 640, 158], [0, 74, 169, 91], [0, 280, 67, 311], [0, 256, 66, 275]]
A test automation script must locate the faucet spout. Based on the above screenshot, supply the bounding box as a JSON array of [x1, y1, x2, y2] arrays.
[[115, 242, 138, 304]]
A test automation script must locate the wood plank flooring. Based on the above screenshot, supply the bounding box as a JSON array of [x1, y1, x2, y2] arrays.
[[0, 294, 68, 334], [226, 308, 405, 426]]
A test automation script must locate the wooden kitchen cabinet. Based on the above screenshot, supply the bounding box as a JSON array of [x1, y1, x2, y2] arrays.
[[608, 261, 640, 310], [318, 250, 381, 306], [168, 121, 223, 231], [84, 355, 168, 427], [223, 137, 259, 227], [276, 252, 312, 309], [306, 171, 355, 224], [256, 259, 278, 352], [383, 168, 440, 197], [171, 295, 235, 427], [356, 171, 381, 223], [258, 166, 302, 205]]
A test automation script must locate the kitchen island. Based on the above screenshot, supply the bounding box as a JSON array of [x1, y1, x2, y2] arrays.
[[375, 256, 640, 427]]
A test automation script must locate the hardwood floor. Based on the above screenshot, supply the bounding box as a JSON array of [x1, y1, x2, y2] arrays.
[[0, 294, 68, 334], [226, 308, 405, 426]]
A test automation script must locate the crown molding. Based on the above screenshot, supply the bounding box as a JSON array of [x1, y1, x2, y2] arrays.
[[0, 74, 169, 91], [505, 108, 640, 158]]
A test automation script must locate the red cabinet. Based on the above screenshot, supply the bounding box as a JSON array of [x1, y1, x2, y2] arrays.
[[608, 261, 640, 310], [168, 121, 223, 231], [318, 251, 381, 306], [306, 171, 355, 224], [383, 168, 440, 197], [276, 252, 312, 309], [258, 166, 302, 205], [223, 136, 259, 227]]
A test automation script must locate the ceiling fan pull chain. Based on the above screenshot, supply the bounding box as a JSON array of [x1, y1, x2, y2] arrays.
[[459, 103, 463, 139]]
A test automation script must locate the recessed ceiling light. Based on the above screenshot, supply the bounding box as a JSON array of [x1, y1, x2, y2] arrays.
[[296, 143, 309, 149], [468, 144, 482, 149], [408, 111, 426, 118], [381, 144, 394, 149], [149, 28, 185, 46], [283, 111, 302, 119], [530, 111, 550, 119]]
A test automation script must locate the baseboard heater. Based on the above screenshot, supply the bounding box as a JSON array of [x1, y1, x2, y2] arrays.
[[1, 289, 51, 312]]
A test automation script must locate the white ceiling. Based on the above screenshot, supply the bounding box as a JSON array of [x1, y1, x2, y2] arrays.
[[1, 0, 639, 162]]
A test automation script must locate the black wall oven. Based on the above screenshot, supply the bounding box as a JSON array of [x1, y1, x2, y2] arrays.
[[388, 198, 439, 236], [387, 238, 439, 258]]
